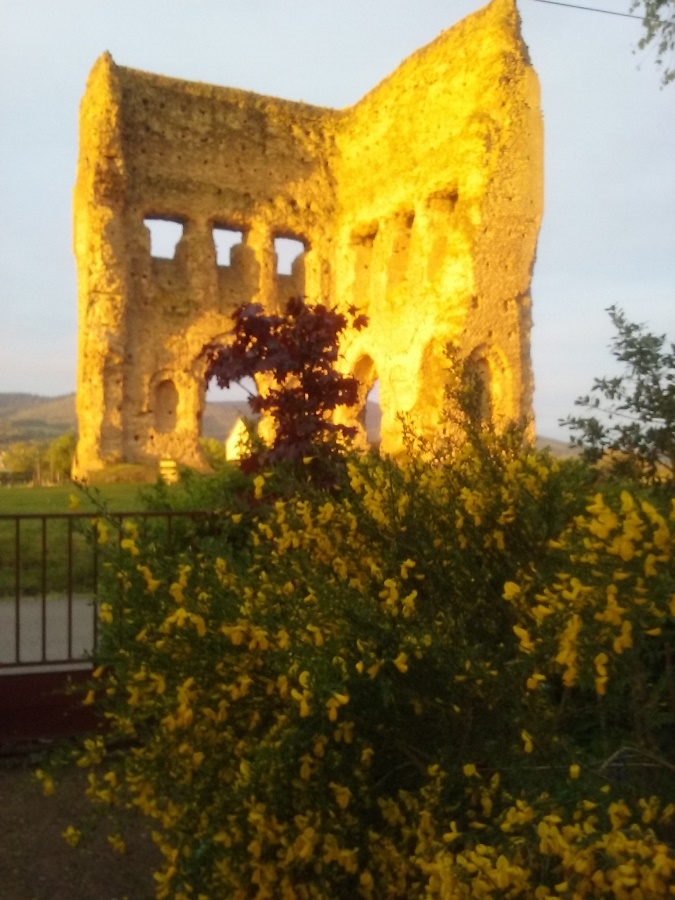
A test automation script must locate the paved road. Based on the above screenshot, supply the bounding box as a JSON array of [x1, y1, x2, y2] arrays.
[[0, 595, 97, 667]]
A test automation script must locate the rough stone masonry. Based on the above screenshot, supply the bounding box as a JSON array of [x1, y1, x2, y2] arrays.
[[72, 0, 543, 479]]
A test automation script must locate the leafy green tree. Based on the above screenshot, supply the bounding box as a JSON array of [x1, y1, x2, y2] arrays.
[[47, 432, 77, 483], [562, 305, 675, 484], [631, 0, 675, 84], [3, 441, 45, 483]]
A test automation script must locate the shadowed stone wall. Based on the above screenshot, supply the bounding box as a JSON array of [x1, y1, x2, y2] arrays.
[[73, 0, 542, 478]]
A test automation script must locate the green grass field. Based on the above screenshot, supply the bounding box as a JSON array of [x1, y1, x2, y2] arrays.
[[0, 482, 153, 596], [0, 482, 146, 516]]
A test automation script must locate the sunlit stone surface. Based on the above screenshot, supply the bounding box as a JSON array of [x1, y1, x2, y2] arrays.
[[73, 0, 542, 479]]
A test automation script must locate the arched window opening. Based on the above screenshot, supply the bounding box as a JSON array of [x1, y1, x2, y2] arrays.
[[203, 375, 259, 461], [212, 226, 243, 267], [144, 218, 184, 259], [154, 379, 178, 432], [205, 375, 257, 406], [274, 237, 306, 275]]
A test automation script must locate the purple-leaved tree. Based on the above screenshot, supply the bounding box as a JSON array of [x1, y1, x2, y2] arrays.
[[204, 297, 368, 470]]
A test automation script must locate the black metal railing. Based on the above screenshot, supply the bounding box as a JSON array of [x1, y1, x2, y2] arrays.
[[0, 511, 213, 670]]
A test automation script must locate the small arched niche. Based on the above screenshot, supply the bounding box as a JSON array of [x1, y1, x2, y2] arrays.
[[463, 353, 493, 424], [154, 379, 179, 432]]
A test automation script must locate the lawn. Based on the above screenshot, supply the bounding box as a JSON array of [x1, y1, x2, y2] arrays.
[[0, 482, 157, 597], [0, 482, 147, 516]]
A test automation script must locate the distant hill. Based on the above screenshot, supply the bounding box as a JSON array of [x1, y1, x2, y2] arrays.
[[202, 399, 254, 442], [0, 393, 78, 446], [535, 435, 580, 458], [0, 393, 574, 455]]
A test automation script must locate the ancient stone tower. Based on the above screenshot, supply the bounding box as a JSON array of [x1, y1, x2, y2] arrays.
[[73, 0, 542, 479]]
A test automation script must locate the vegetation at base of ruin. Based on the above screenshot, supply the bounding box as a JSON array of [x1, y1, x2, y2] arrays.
[[562, 305, 675, 488], [44, 429, 673, 894], [204, 297, 368, 478], [200, 435, 231, 470], [631, 0, 675, 84]]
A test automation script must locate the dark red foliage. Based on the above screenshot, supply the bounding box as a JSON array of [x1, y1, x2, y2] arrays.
[[204, 297, 367, 467]]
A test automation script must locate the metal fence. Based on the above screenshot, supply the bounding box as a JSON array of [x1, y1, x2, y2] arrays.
[[0, 510, 212, 672]]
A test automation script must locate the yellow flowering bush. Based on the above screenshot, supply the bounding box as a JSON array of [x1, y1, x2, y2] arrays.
[[65, 430, 675, 897], [505, 485, 675, 773]]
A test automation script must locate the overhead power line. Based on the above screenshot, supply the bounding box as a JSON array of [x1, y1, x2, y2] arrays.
[[531, 0, 644, 20]]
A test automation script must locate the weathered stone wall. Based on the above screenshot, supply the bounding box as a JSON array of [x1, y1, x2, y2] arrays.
[[73, 0, 542, 478]]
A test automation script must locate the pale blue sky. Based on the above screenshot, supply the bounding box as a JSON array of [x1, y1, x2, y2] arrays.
[[0, 0, 673, 438]]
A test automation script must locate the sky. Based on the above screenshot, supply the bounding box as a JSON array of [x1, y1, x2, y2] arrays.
[[0, 0, 673, 440]]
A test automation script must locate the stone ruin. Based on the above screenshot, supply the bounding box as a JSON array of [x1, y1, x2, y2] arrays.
[[72, 0, 543, 479]]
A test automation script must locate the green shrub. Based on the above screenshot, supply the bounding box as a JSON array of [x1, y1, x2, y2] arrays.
[[52, 416, 674, 897]]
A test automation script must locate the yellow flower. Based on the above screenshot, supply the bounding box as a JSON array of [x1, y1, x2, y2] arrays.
[[169, 581, 185, 604], [521, 730, 534, 753], [95, 519, 109, 545], [291, 688, 312, 717], [325, 692, 349, 722], [463, 763, 479, 778], [503, 581, 521, 601], [514, 625, 536, 653], [137, 565, 160, 593], [400, 559, 416, 580], [253, 475, 265, 499], [443, 822, 462, 843], [222, 624, 246, 645], [613, 619, 633, 654], [62, 825, 81, 847], [569, 763, 581, 780], [608, 800, 631, 829], [393, 652, 409, 674], [120, 537, 139, 555], [231, 513, 242, 524], [401, 590, 417, 618], [122, 519, 139, 540], [306, 624, 324, 646], [526, 673, 546, 691], [330, 782, 352, 810], [299, 754, 313, 781], [594, 652, 609, 696], [107, 833, 126, 853], [36, 769, 55, 796]]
